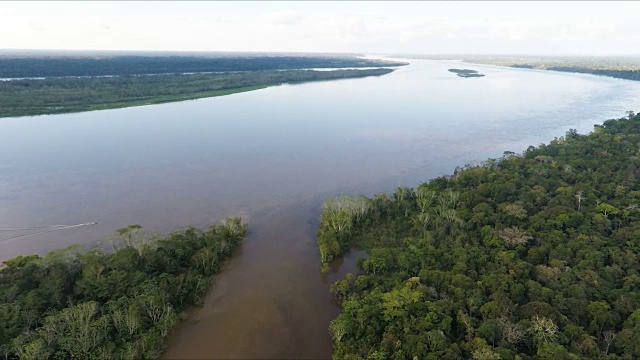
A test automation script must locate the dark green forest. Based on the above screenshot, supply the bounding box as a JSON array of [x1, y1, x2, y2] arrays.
[[0, 55, 405, 78], [0, 68, 394, 118], [319, 112, 640, 359], [0, 217, 246, 359]]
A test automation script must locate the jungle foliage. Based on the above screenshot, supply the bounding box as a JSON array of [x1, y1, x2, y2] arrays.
[[0, 217, 247, 359], [319, 112, 640, 359]]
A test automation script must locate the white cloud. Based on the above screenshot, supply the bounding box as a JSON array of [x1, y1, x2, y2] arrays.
[[264, 11, 308, 26], [0, 1, 637, 55]]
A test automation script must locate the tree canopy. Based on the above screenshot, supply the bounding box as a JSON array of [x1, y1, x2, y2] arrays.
[[320, 112, 640, 359], [0, 217, 247, 359]]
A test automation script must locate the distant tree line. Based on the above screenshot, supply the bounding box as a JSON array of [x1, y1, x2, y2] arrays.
[[507, 64, 640, 81], [0, 56, 405, 78], [545, 67, 640, 82]]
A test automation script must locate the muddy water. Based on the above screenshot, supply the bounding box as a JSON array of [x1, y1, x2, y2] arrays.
[[2, 59, 640, 358], [162, 196, 348, 359]]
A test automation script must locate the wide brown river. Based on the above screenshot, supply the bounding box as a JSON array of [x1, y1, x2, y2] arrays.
[[2, 59, 640, 358]]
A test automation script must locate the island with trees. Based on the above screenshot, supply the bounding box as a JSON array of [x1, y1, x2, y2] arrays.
[[319, 111, 640, 359], [0, 68, 396, 118], [448, 69, 485, 78], [0, 53, 407, 118], [0, 217, 247, 359]]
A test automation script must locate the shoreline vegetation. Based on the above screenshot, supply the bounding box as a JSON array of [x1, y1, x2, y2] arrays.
[[0, 217, 247, 359], [319, 112, 640, 359], [519, 66, 640, 82], [0, 68, 396, 118], [396, 54, 640, 82], [476, 61, 640, 82]]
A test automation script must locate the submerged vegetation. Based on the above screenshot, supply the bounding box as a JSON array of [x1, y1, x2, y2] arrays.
[[320, 112, 640, 359], [0, 217, 247, 359], [0, 68, 395, 118]]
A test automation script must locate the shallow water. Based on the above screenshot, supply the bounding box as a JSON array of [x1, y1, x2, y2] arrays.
[[1, 59, 640, 358]]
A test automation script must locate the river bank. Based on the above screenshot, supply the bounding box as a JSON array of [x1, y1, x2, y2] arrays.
[[0, 68, 395, 118]]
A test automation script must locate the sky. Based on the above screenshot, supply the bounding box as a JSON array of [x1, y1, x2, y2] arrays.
[[1, 1, 639, 56]]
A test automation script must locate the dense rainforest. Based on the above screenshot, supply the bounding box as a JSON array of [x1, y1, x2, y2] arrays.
[[319, 112, 640, 359], [0, 217, 247, 359], [0, 68, 394, 118], [0, 55, 405, 78]]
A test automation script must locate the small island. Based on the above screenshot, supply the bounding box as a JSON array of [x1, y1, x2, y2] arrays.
[[448, 68, 485, 78]]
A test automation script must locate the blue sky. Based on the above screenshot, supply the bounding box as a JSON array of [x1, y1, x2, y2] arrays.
[[1, 1, 638, 55]]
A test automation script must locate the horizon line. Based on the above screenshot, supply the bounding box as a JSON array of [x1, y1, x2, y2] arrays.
[[1, 48, 640, 58]]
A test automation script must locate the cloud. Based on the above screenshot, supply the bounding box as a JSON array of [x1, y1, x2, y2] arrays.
[[28, 23, 46, 32], [0, 2, 637, 55], [264, 11, 308, 26]]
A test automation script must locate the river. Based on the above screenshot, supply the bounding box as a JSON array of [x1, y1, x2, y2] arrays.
[[1, 58, 640, 358]]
